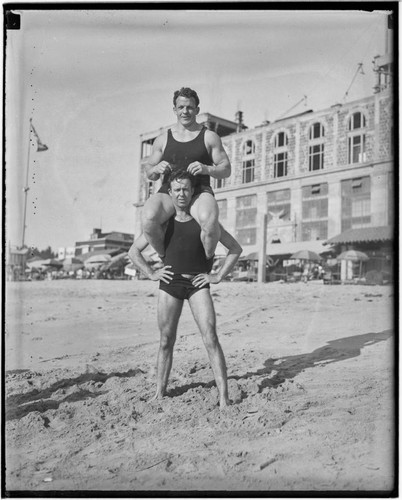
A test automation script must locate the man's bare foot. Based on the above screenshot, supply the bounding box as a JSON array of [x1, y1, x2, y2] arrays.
[[219, 398, 231, 410], [149, 392, 164, 403]]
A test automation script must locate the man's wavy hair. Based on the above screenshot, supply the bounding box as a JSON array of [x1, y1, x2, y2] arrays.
[[173, 87, 200, 107], [168, 169, 196, 189]]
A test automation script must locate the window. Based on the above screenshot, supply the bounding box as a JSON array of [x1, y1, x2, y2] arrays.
[[349, 112, 366, 131], [274, 131, 288, 148], [267, 189, 291, 223], [273, 132, 288, 178], [146, 181, 154, 199], [301, 183, 328, 240], [141, 137, 155, 158], [348, 112, 367, 164], [267, 189, 291, 242], [213, 178, 226, 190], [341, 177, 371, 231], [235, 195, 257, 245], [217, 199, 227, 220], [242, 140, 255, 183], [309, 123, 325, 171]]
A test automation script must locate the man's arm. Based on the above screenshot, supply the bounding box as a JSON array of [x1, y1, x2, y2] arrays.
[[192, 225, 242, 287], [213, 225, 242, 282], [187, 130, 231, 179], [128, 233, 173, 283], [144, 134, 171, 181]]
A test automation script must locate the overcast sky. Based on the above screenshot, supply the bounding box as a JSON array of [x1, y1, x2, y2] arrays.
[[5, 7, 391, 251]]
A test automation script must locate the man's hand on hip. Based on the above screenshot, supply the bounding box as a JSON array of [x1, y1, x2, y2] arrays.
[[150, 266, 174, 283], [192, 273, 220, 287]]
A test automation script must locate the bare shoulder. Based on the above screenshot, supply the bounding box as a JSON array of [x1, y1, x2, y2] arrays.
[[204, 128, 223, 147], [153, 131, 168, 151]]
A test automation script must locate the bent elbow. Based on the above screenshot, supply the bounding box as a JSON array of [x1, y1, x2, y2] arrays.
[[145, 165, 156, 180], [222, 165, 231, 178]]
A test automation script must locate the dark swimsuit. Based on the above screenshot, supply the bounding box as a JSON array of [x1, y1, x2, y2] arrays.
[[157, 127, 214, 196], [159, 217, 213, 300]]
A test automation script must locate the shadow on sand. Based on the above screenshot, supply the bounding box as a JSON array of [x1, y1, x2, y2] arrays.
[[5, 368, 144, 421], [233, 329, 393, 391], [6, 330, 392, 420], [169, 329, 393, 398]]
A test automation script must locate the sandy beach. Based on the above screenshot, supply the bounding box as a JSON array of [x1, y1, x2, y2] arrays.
[[5, 279, 395, 493]]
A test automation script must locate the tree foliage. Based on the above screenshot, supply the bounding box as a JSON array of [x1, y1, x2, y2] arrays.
[[29, 246, 57, 259]]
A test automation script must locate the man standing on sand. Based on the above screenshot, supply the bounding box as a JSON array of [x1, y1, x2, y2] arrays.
[[129, 170, 242, 409], [141, 87, 231, 261]]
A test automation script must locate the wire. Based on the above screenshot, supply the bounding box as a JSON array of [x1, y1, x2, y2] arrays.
[[276, 95, 307, 121], [342, 63, 365, 103]]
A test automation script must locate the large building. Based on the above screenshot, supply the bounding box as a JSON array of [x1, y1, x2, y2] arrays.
[[74, 228, 134, 256], [134, 53, 394, 280]]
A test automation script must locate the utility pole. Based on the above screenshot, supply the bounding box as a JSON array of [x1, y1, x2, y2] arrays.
[[257, 212, 267, 283], [21, 119, 48, 249]]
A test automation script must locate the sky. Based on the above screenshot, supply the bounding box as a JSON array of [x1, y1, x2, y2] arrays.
[[5, 7, 391, 252]]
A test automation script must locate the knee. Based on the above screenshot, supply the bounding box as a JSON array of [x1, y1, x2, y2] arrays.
[[159, 331, 176, 351], [203, 328, 219, 351]]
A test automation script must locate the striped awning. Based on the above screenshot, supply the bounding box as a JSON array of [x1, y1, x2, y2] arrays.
[[326, 226, 393, 245]]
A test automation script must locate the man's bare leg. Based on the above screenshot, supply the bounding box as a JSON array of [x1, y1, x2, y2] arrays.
[[142, 193, 175, 258], [190, 193, 221, 260], [188, 289, 230, 408], [151, 290, 184, 400]]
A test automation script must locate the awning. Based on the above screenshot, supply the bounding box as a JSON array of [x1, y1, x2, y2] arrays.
[[265, 240, 332, 257], [326, 226, 393, 245], [81, 248, 123, 261], [240, 241, 332, 259]]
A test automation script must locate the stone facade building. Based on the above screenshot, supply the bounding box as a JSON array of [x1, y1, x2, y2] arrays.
[[134, 87, 393, 269]]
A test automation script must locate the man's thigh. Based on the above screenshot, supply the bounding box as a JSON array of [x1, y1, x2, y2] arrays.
[[157, 289, 184, 333], [143, 193, 175, 223], [190, 192, 219, 222], [188, 288, 216, 334]]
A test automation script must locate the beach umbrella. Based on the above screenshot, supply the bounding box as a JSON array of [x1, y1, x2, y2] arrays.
[[26, 259, 47, 270], [84, 254, 112, 270], [238, 252, 268, 261], [27, 259, 63, 271], [101, 252, 128, 271], [42, 258, 63, 269], [290, 250, 321, 261], [336, 250, 369, 262]]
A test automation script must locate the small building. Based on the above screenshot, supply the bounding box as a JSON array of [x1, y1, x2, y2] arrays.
[[6, 246, 29, 281], [74, 228, 134, 257], [326, 225, 394, 282]]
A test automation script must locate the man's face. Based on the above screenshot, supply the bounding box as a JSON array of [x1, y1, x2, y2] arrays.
[[169, 178, 194, 209], [173, 96, 199, 126]]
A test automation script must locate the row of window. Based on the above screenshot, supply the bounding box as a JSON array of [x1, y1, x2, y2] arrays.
[[214, 112, 369, 189], [217, 176, 372, 246]]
